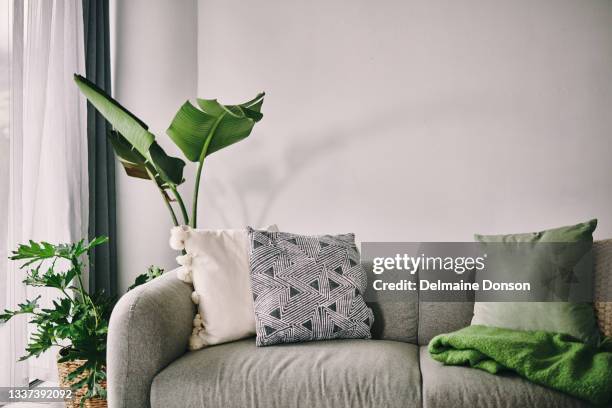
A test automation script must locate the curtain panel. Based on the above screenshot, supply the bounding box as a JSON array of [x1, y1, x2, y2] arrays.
[[0, 0, 28, 388], [82, 0, 117, 298], [5, 0, 88, 382]]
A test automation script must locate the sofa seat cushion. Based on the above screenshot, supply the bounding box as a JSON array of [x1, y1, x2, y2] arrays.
[[151, 339, 421, 408], [419, 347, 591, 408]]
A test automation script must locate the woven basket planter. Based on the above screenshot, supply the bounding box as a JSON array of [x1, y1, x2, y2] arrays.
[[594, 240, 612, 338], [57, 353, 107, 408]]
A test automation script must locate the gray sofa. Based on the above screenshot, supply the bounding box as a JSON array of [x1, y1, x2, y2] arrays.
[[107, 241, 612, 408]]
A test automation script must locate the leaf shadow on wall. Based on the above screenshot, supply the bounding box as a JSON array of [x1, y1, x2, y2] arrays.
[[203, 106, 412, 228], [202, 91, 529, 229]]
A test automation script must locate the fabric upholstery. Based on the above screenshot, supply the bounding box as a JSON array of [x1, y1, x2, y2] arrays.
[[474, 219, 597, 243], [106, 238, 612, 408], [472, 302, 600, 344], [369, 301, 418, 343], [418, 302, 474, 345], [107, 270, 194, 408], [419, 347, 591, 408], [151, 339, 422, 408], [362, 260, 419, 343]]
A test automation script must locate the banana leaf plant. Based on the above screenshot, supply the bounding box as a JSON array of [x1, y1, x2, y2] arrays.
[[74, 74, 264, 228]]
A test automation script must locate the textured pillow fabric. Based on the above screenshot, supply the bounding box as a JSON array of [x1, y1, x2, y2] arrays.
[[474, 219, 597, 244], [171, 225, 278, 350], [472, 219, 600, 344], [248, 228, 374, 346]]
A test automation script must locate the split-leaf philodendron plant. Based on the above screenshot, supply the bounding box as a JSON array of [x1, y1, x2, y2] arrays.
[[74, 74, 265, 228]]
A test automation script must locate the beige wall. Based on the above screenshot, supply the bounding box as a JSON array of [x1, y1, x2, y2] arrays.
[[113, 0, 612, 291]]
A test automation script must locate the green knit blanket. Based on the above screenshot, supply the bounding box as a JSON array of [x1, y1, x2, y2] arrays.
[[428, 325, 612, 406]]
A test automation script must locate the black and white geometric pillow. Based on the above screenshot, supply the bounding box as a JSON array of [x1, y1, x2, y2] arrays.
[[247, 228, 374, 346]]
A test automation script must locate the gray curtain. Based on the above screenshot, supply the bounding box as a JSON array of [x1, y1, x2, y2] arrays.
[[83, 0, 117, 297]]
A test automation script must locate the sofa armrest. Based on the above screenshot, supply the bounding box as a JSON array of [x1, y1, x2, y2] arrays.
[[107, 269, 194, 408]]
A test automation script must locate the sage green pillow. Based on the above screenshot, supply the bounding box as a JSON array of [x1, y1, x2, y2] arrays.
[[474, 219, 597, 244], [471, 219, 600, 344]]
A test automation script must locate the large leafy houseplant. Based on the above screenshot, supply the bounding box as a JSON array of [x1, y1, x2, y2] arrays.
[[73, 74, 265, 228], [0, 78, 263, 405], [0, 237, 111, 406]]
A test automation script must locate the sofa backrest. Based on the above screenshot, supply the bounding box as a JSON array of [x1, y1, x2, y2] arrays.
[[368, 240, 612, 345], [363, 261, 420, 343], [417, 301, 474, 345]]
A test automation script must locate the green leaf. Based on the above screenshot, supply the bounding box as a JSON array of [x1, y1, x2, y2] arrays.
[[85, 236, 109, 252], [75, 75, 185, 187], [127, 265, 164, 291], [166, 101, 218, 162], [74, 75, 154, 158], [66, 364, 88, 381], [107, 130, 150, 180], [166, 92, 265, 162], [10, 241, 56, 262], [1, 296, 42, 322], [0, 310, 13, 322], [29, 268, 65, 290], [108, 130, 185, 186], [149, 142, 186, 186]]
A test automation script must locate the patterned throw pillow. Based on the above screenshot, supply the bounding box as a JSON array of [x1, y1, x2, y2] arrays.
[[248, 228, 374, 346]]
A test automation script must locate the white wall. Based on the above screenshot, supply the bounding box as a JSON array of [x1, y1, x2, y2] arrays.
[[196, 0, 612, 238], [111, 0, 197, 292], [113, 0, 612, 290]]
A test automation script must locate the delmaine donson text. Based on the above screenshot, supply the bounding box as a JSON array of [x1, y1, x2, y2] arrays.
[[370, 253, 531, 292]]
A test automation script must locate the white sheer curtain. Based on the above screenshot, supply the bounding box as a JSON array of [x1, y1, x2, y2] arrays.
[[2, 0, 87, 384], [0, 0, 28, 389]]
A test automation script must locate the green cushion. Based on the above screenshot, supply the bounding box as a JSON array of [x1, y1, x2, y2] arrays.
[[474, 219, 598, 243], [472, 219, 600, 344]]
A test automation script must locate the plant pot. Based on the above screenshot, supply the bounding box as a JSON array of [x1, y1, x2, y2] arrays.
[[57, 352, 107, 408]]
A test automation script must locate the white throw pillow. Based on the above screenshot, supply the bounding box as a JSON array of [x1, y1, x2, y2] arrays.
[[169, 225, 278, 350]]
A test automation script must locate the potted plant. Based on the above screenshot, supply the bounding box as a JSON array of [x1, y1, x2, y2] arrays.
[[1, 237, 111, 407]]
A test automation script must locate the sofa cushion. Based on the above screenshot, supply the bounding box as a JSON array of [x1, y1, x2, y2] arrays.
[[151, 339, 421, 408], [419, 347, 590, 408]]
